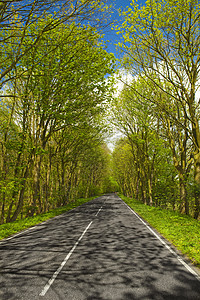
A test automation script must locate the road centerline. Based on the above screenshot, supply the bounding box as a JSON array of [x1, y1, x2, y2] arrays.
[[39, 220, 93, 297], [1, 194, 200, 299], [95, 206, 102, 216], [39, 199, 106, 297]]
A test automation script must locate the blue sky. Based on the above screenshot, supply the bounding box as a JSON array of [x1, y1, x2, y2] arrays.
[[103, 0, 146, 58], [104, 0, 147, 150]]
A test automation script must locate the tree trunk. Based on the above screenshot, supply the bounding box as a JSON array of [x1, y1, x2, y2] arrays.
[[30, 155, 42, 216], [0, 193, 5, 224], [194, 152, 200, 219], [9, 164, 30, 222], [148, 177, 153, 206], [44, 153, 52, 212], [179, 176, 189, 215]]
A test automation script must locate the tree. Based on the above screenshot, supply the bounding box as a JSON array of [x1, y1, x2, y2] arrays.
[[117, 0, 200, 217], [112, 138, 136, 197], [112, 81, 162, 205], [0, 17, 115, 223], [122, 77, 194, 213], [0, 0, 112, 89]]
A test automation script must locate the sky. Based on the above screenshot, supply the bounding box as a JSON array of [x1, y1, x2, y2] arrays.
[[103, 0, 146, 58], [104, 0, 134, 151], [104, 0, 142, 150], [101, 0, 147, 151]]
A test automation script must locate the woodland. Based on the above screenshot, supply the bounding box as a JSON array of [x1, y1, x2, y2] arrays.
[[0, 0, 200, 224]]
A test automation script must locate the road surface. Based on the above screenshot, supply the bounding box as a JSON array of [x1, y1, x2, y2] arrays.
[[0, 193, 200, 300]]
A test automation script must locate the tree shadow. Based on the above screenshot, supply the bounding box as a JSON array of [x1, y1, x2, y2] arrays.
[[0, 194, 200, 300]]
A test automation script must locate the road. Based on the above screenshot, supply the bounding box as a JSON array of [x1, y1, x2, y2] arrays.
[[0, 193, 200, 300]]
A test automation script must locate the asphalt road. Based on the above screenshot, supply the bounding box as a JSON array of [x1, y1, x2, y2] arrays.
[[0, 193, 200, 300]]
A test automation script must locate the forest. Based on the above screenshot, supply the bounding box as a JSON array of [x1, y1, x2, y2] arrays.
[[112, 0, 200, 219], [0, 0, 200, 224]]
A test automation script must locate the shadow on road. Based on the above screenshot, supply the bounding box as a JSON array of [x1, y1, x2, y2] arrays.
[[0, 194, 200, 300]]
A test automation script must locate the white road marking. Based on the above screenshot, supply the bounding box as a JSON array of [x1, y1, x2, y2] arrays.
[[0, 226, 38, 243], [95, 207, 102, 216], [40, 200, 106, 297], [0, 202, 94, 244], [122, 200, 200, 281], [0, 215, 65, 244], [39, 220, 93, 296]]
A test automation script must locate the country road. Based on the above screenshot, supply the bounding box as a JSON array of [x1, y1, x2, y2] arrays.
[[0, 194, 200, 300]]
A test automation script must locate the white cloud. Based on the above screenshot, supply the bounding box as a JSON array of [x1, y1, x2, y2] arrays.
[[113, 68, 133, 97]]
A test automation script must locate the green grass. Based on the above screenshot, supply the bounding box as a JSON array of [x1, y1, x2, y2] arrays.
[[0, 196, 96, 240], [1, 194, 200, 270], [120, 194, 200, 268]]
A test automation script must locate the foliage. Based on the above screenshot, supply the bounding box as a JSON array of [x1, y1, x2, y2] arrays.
[[0, 9, 115, 224], [0, 0, 113, 88], [113, 0, 200, 218]]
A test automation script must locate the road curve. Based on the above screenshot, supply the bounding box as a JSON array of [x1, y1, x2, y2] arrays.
[[0, 193, 200, 300]]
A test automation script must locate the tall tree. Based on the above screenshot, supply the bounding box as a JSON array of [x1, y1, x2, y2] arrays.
[[117, 0, 200, 217], [112, 81, 161, 205], [0, 17, 115, 223], [112, 138, 136, 198], [0, 0, 112, 88]]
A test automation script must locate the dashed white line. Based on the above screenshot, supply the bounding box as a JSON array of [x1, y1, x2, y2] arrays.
[[95, 207, 102, 216], [0, 201, 97, 244], [39, 220, 93, 296], [40, 201, 105, 296], [122, 200, 200, 281]]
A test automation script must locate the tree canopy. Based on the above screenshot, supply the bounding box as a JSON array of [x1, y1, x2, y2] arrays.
[[0, 1, 115, 224], [1, 0, 200, 223], [112, 0, 200, 218]]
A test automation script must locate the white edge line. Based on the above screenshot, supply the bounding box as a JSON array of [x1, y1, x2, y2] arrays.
[[39, 220, 93, 297], [0, 225, 39, 243], [0, 215, 68, 244], [122, 200, 200, 282], [0, 198, 99, 244]]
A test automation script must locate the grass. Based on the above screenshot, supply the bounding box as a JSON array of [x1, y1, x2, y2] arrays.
[[1, 193, 200, 269], [120, 194, 200, 269], [0, 196, 97, 240]]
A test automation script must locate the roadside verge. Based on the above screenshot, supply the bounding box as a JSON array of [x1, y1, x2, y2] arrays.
[[0, 196, 98, 241], [120, 194, 200, 271]]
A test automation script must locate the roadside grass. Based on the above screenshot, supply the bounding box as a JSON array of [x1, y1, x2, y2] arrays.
[[0, 196, 97, 241], [120, 194, 200, 269]]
